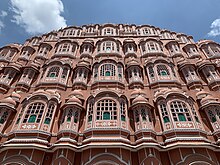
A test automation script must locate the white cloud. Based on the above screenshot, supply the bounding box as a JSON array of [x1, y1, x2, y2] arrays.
[[0, 20, 5, 32], [208, 18, 220, 37], [0, 10, 7, 32], [10, 0, 67, 34], [0, 11, 8, 17]]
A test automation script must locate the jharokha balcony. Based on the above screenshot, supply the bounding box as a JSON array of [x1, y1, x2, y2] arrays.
[[197, 60, 220, 90], [177, 59, 203, 89]]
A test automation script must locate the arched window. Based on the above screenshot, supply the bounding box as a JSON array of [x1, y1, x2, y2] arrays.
[[148, 66, 154, 78], [100, 64, 116, 76], [157, 65, 170, 76], [170, 101, 191, 122], [44, 103, 55, 124], [63, 107, 79, 124], [22, 102, 45, 124], [88, 102, 94, 122], [120, 101, 126, 121], [47, 67, 60, 78], [61, 67, 68, 79], [96, 99, 117, 120], [118, 65, 123, 78], [159, 103, 170, 123], [0, 110, 9, 124]]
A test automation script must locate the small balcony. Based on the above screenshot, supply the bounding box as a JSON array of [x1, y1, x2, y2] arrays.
[[206, 75, 220, 90], [128, 76, 144, 89], [15, 77, 32, 92], [149, 76, 181, 89], [73, 77, 87, 90], [0, 56, 12, 62], [185, 75, 203, 89], [125, 50, 137, 57], [95, 50, 122, 58], [91, 76, 125, 90], [0, 78, 13, 93], [53, 51, 75, 59], [36, 77, 68, 90], [142, 50, 165, 57]]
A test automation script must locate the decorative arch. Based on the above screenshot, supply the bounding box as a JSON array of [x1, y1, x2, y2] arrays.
[[1, 155, 35, 165], [52, 155, 72, 165], [140, 156, 162, 165], [177, 154, 217, 165], [84, 153, 128, 165]]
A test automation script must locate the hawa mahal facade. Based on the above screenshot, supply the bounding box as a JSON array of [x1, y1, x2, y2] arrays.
[[0, 24, 220, 165]]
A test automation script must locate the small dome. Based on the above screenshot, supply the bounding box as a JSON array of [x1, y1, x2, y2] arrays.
[[1, 97, 16, 107], [132, 95, 148, 105], [69, 90, 84, 100], [131, 89, 146, 98], [66, 96, 82, 106], [201, 95, 218, 104], [11, 92, 21, 101], [196, 90, 209, 100], [126, 58, 139, 66]]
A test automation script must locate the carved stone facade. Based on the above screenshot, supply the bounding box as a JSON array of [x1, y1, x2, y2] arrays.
[[0, 24, 220, 165]]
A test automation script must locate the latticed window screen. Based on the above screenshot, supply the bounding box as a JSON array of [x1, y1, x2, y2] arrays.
[[157, 65, 170, 76], [208, 110, 216, 123], [0, 109, 9, 124], [58, 43, 71, 52], [100, 64, 116, 76], [94, 67, 98, 78], [148, 66, 154, 78], [103, 41, 114, 51], [170, 101, 191, 122], [190, 104, 200, 123], [135, 110, 140, 122], [88, 102, 93, 122], [147, 42, 158, 51], [215, 108, 220, 119], [65, 107, 79, 123], [47, 67, 60, 78], [118, 65, 123, 78], [2, 69, 15, 79], [120, 101, 126, 121], [159, 104, 170, 123], [134, 106, 151, 123], [44, 103, 55, 124], [96, 100, 117, 120], [141, 108, 151, 122], [143, 28, 151, 35], [23, 102, 45, 123], [61, 67, 68, 79]]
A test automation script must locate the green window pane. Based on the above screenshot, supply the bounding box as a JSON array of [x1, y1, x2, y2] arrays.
[[44, 118, 51, 124], [163, 116, 170, 123], [74, 118, 78, 123], [50, 73, 56, 77], [0, 118, 4, 124], [212, 117, 217, 123], [118, 74, 122, 78], [105, 71, 110, 76], [88, 115, 92, 122], [28, 115, 36, 123], [103, 112, 110, 120], [178, 113, 186, 121], [161, 71, 167, 76], [16, 118, 20, 124], [121, 115, 126, 121], [67, 117, 71, 122]]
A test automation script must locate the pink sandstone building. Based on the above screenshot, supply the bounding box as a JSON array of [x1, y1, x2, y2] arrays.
[[0, 24, 220, 164]]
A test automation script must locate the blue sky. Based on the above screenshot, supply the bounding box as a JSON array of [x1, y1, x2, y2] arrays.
[[0, 0, 220, 47]]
